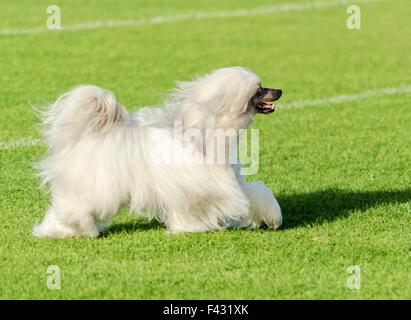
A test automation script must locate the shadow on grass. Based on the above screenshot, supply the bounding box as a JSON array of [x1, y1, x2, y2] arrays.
[[101, 220, 163, 236], [278, 188, 411, 229], [103, 188, 411, 235]]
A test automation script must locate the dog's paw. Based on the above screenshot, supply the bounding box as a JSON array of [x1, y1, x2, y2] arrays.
[[248, 181, 282, 229], [261, 195, 283, 229]]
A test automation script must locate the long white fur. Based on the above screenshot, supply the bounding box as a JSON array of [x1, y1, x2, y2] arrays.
[[33, 66, 282, 237]]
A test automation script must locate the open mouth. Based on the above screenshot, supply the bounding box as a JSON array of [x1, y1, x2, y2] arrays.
[[256, 101, 275, 114]]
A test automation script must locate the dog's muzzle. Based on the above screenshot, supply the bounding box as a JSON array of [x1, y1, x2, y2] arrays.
[[255, 88, 282, 114]]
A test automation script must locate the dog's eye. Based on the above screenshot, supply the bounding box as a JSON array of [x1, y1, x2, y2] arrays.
[[256, 87, 262, 96]]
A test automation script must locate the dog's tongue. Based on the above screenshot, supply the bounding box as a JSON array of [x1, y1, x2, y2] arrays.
[[261, 103, 274, 111], [256, 102, 275, 114]]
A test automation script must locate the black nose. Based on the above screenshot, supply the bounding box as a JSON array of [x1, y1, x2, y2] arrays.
[[274, 89, 282, 100], [276, 89, 282, 97]]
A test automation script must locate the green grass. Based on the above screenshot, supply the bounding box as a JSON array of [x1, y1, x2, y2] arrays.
[[0, 0, 410, 299]]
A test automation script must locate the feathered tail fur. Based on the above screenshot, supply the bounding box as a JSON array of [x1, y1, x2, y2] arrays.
[[41, 85, 128, 152], [37, 85, 129, 187]]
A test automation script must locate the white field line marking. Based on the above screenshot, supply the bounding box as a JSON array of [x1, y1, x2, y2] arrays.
[[280, 85, 411, 110], [0, 0, 379, 36], [0, 138, 41, 150], [1, 84, 409, 151]]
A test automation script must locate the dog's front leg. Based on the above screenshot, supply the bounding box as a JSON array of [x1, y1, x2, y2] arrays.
[[235, 180, 282, 229]]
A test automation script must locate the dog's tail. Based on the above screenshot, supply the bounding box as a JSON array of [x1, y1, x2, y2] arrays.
[[41, 85, 129, 151]]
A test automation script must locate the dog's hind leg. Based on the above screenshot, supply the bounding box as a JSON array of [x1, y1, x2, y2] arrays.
[[33, 194, 100, 238]]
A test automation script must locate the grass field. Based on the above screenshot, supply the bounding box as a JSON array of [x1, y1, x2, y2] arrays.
[[0, 0, 410, 299]]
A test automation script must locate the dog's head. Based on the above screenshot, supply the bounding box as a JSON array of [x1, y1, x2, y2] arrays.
[[170, 66, 282, 131], [191, 67, 282, 112]]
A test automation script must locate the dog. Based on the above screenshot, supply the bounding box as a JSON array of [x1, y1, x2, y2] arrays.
[[33, 66, 283, 237]]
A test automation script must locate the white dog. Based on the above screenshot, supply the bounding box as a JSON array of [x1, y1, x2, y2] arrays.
[[34, 66, 283, 238]]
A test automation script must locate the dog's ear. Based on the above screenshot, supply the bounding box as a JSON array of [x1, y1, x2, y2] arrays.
[[181, 104, 208, 131], [179, 103, 210, 155]]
